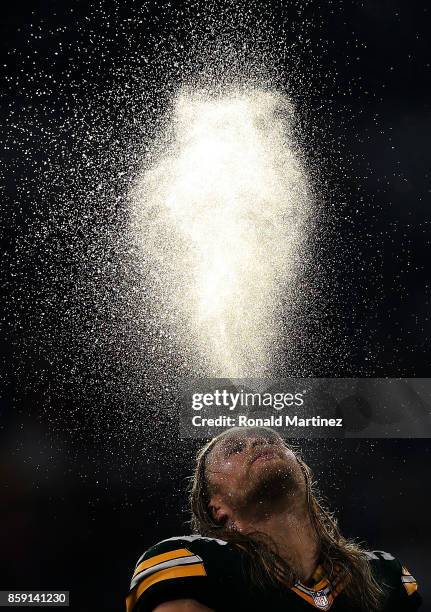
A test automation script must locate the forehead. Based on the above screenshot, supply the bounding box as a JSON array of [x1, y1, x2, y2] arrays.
[[208, 427, 283, 456]]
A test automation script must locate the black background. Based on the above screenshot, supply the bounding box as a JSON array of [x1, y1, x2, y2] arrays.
[[1, 1, 430, 610]]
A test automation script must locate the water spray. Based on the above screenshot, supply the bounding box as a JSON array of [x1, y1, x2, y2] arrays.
[[130, 88, 312, 377]]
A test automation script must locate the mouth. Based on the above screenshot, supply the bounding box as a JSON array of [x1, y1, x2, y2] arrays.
[[251, 448, 279, 465]]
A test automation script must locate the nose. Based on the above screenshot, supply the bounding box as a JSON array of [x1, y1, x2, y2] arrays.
[[249, 436, 268, 449]]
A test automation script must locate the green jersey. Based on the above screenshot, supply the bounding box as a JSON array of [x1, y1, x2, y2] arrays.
[[126, 535, 421, 611]]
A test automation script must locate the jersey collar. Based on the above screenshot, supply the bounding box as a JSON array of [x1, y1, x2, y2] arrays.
[[291, 564, 346, 610]]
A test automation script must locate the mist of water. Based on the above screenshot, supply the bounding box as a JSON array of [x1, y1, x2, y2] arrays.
[[130, 88, 313, 377]]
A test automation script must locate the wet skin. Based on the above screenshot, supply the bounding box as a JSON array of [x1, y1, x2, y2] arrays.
[[205, 428, 306, 522]]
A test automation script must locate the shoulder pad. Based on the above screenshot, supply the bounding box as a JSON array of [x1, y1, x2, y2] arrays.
[[366, 550, 419, 599], [134, 534, 228, 568], [365, 550, 397, 562], [126, 535, 231, 612]]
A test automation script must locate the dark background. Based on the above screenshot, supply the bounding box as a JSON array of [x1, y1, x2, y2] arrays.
[[1, 1, 430, 610]]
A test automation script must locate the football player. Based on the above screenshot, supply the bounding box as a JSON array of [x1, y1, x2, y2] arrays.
[[126, 427, 421, 611]]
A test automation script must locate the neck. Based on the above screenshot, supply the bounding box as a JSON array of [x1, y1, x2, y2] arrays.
[[236, 501, 319, 582]]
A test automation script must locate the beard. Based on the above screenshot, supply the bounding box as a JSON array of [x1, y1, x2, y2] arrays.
[[231, 458, 305, 520]]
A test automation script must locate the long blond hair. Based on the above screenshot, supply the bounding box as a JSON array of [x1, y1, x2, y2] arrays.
[[189, 430, 383, 611]]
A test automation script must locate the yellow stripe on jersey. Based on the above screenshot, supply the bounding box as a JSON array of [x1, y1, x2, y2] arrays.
[[290, 587, 319, 608], [404, 581, 418, 596], [401, 566, 418, 596], [126, 563, 207, 612], [133, 548, 194, 578]]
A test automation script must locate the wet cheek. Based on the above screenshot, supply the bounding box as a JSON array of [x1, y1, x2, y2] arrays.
[[214, 454, 238, 470], [218, 462, 236, 480], [214, 461, 241, 488]]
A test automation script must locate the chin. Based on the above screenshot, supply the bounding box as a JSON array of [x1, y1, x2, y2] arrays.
[[246, 460, 298, 504], [258, 458, 292, 483], [252, 455, 288, 477]]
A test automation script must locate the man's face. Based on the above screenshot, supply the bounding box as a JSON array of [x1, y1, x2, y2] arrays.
[[205, 428, 306, 523]]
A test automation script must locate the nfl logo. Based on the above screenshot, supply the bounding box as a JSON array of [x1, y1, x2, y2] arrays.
[[313, 591, 330, 609]]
